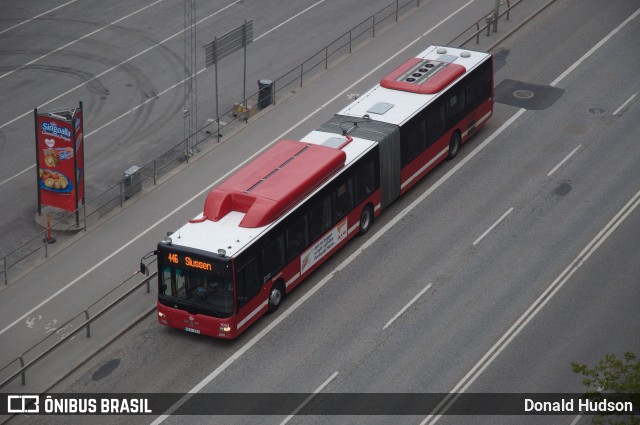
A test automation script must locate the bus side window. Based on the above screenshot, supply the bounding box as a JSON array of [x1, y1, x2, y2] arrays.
[[236, 259, 261, 309], [262, 233, 285, 279], [427, 101, 445, 145], [335, 179, 354, 221], [309, 192, 332, 241], [446, 85, 467, 127], [466, 69, 485, 111], [400, 115, 427, 166], [355, 160, 375, 205], [286, 215, 309, 262]]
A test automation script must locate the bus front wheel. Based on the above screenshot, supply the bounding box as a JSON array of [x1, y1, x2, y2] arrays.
[[359, 205, 374, 235], [267, 282, 285, 313], [448, 130, 461, 159]]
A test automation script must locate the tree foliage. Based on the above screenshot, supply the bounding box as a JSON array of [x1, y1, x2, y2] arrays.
[[572, 352, 640, 425]]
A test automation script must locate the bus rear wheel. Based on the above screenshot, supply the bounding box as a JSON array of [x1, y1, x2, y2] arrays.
[[359, 205, 374, 235], [267, 282, 285, 313], [448, 130, 461, 159]]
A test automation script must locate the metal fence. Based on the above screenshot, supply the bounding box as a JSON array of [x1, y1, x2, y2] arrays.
[[448, 0, 525, 47]]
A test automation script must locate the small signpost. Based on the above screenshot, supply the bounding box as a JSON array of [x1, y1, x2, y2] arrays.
[[204, 19, 254, 141]]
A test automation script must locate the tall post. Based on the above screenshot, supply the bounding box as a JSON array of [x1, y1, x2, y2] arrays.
[[493, 0, 500, 32], [243, 20, 247, 109], [79, 101, 85, 228], [183, 0, 197, 154], [214, 37, 220, 143]]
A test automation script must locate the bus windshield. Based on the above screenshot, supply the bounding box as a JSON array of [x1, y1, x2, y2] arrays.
[[159, 263, 234, 318]]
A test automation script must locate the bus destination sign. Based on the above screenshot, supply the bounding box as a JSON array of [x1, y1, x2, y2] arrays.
[[166, 252, 213, 272]]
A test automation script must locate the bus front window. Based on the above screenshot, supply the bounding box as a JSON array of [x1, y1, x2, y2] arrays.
[[160, 265, 233, 317]]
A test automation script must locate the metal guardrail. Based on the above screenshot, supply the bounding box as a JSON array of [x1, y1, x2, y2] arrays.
[[448, 0, 526, 47], [0, 269, 156, 390]]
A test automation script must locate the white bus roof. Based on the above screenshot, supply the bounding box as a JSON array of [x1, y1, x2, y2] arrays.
[[168, 134, 376, 258], [338, 45, 491, 125]]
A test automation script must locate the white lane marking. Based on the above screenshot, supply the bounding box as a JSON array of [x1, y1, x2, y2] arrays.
[[550, 7, 640, 87], [0, 0, 328, 189], [421, 9, 640, 423], [0, 1, 78, 36], [613, 91, 638, 116], [255, 0, 326, 42], [383, 283, 432, 330], [569, 414, 583, 425], [422, 0, 475, 37], [280, 371, 338, 425], [472, 207, 514, 246], [0, 0, 166, 80], [149, 3, 478, 423], [422, 187, 640, 425], [547, 144, 581, 177], [0, 163, 34, 187]]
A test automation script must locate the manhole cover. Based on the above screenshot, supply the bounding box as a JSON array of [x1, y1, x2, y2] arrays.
[[588, 107, 607, 115], [513, 89, 534, 99], [495, 79, 563, 110]]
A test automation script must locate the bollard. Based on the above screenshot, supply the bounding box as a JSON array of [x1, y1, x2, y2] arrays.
[[43, 214, 56, 245]]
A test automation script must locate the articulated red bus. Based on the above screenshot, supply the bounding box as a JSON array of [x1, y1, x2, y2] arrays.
[[144, 45, 493, 339]]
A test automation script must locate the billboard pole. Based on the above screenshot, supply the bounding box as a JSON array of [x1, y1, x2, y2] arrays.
[[79, 101, 85, 211], [72, 108, 79, 227], [34, 108, 42, 216]]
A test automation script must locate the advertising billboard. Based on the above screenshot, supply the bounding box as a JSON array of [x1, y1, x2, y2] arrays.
[[35, 104, 84, 213]]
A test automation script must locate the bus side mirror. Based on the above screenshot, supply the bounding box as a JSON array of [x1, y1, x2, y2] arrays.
[[139, 250, 158, 276]]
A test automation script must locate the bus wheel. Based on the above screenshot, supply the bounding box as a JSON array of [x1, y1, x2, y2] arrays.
[[448, 130, 461, 159], [359, 205, 374, 235], [267, 282, 285, 313]]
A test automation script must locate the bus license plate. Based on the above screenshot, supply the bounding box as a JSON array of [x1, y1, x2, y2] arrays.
[[184, 326, 200, 334]]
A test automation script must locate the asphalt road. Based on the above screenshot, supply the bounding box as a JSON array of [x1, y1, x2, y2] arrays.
[[2, 0, 640, 424]]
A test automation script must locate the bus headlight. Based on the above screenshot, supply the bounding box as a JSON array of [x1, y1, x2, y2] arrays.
[[220, 323, 231, 332]]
